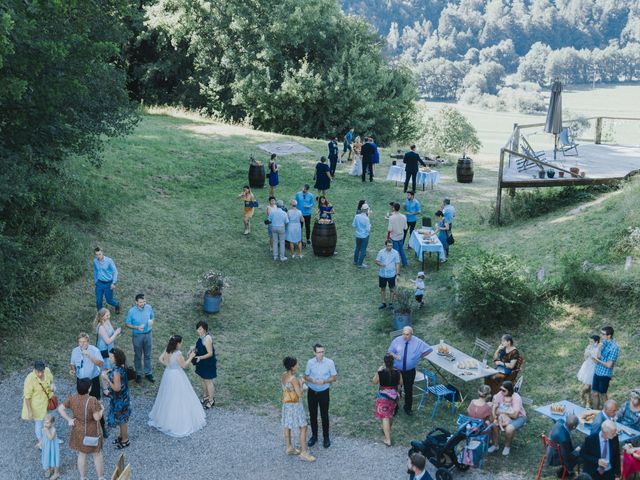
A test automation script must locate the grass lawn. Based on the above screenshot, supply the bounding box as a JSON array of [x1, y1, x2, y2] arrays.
[[6, 87, 640, 478]]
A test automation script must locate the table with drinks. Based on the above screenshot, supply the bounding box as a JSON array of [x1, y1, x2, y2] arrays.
[[535, 400, 640, 442], [408, 229, 446, 271], [386, 165, 439, 191]]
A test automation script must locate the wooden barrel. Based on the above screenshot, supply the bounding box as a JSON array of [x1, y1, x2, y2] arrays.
[[248, 164, 265, 188], [311, 222, 337, 257], [456, 157, 474, 183]]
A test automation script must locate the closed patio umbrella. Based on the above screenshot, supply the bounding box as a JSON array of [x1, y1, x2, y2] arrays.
[[544, 79, 563, 160]]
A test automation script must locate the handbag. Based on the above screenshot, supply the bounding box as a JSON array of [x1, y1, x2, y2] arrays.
[[282, 387, 299, 404], [251, 201, 259, 208], [82, 397, 100, 447], [125, 366, 137, 381], [447, 233, 455, 245], [37, 380, 58, 411]]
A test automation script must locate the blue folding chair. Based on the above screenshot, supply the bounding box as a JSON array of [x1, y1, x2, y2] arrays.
[[559, 128, 579, 156], [424, 369, 456, 418]]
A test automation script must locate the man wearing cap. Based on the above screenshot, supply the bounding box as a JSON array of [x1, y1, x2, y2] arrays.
[[93, 246, 121, 314], [295, 184, 315, 245], [352, 203, 371, 268], [414, 271, 425, 308], [22, 360, 56, 447], [403, 145, 427, 193], [69, 332, 106, 433], [269, 199, 289, 261]]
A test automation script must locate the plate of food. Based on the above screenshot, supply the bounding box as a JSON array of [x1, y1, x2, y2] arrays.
[[549, 403, 566, 416]]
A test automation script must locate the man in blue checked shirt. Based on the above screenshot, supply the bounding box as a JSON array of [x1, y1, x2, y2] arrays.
[[591, 325, 619, 410], [388, 326, 433, 415], [93, 246, 120, 314]]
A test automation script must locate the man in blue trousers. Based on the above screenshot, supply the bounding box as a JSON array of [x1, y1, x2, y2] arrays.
[[93, 246, 120, 314]]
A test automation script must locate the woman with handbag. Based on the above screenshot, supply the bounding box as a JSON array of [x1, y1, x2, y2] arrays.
[[372, 354, 403, 447], [21, 360, 57, 448], [238, 185, 257, 235], [94, 308, 121, 395], [281, 357, 315, 462], [57, 378, 105, 480], [435, 210, 450, 259]]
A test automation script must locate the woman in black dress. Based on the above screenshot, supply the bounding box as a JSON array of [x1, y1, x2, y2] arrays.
[[314, 156, 332, 196], [193, 321, 217, 409]]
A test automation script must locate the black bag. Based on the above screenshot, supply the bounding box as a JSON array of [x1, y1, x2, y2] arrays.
[[447, 233, 455, 245], [444, 383, 461, 402], [100, 350, 109, 359], [125, 366, 137, 381]]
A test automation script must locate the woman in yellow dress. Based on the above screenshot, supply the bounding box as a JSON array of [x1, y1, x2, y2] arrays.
[[22, 360, 56, 448], [238, 185, 257, 235]]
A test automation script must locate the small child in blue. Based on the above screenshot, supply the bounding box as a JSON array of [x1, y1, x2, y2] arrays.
[[41, 414, 60, 479], [413, 271, 425, 308]]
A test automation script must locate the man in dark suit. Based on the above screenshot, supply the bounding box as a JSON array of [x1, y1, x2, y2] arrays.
[[403, 144, 427, 193], [407, 452, 433, 480], [547, 415, 581, 475], [360, 137, 375, 183], [580, 420, 620, 480], [328, 136, 339, 176], [590, 399, 619, 435]]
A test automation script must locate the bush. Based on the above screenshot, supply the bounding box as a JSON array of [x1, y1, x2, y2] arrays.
[[453, 251, 539, 331]]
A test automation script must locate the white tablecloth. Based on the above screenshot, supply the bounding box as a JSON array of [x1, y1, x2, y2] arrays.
[[409, 230, 446, 262], [425, 343, 498, 383], [386, 166, 439, 189]]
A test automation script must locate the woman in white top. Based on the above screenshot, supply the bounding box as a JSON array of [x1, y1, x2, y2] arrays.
[[349, 136, 363, 176], [577, 334, 600, 407]]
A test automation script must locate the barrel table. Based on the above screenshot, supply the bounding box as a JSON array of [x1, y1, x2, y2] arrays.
[[456, 157, 474, 183], [248, 163, 265, 188], [311, 222, 337, 257]]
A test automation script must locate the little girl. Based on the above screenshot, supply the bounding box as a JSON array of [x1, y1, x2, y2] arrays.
[[496, 399, 513, 431], [577, 334, 600, 408], [41, 414, 60, 480], [413, 272, 425, 308]]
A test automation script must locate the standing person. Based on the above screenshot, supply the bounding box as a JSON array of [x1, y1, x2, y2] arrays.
[[360, 137, 375, 182], [269, 199, 289, 261], [403, 145, 427, 193], [148, 335, 206, 437], [69, 332, 106, 435], [340, 127, 354, 161], [268, 153, 279, 196], [404, 191, 421, 243], [313, 156, 332, 196], [372, 353, 403, 446], [93, 247, 120, 314], [578, 334, 601, 407], [435, 210, 450, 259], [388, 202, 408, 267], [580, 420, 620, 480], [101, 348, 131, 449], [304, 344, 337, 449], [41, 414, 61, 480], [388, 326, 433, 416], [328, 136, 339, 176], [286, 199, 304, 259], [442, 198, 456, 233], [592, 325, 619, 410], [265, 196, 277, 248], [349, 136, 363, 176], [352, 203, 371, 268], [281, 357, 316, 462], [192, 321, 217, 409], [295, 184, 315, 245], [95, 308, 121, 395], [238, 185, 257, 235], [375, 240, 401, 310], [57, 378, 105, 480], [413, 271, 425, 308], [370, 137, 380, 174], [125, 293, 155, 383], [21, 360, 55, 448]]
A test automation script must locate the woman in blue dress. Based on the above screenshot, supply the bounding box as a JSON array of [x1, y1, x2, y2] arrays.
[[101, 348, 131, 449], [268, 153, 279, 196], [313, 156, 332, 196], [318, 196, 335, 222], [286, 199, 304, 258], [193, 321, 217, 409], [435, 210, 450, 260]]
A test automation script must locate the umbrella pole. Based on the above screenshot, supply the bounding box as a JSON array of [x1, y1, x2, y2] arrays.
[[554, 134, 557, 161]]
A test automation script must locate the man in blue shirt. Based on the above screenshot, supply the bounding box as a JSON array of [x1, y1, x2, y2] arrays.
[[442, 198, 456, 233], [592, 325, 619, 410], [404, 191, 421, 243], [125, 293, 155, 383], [352, 204, 371, 267], [268, 199, 289, 261], [328, 136, 339, 176], [305, 343, 337, 449], [375, 240, 401, 309], [340, 128, 354, 161], [295, 184, 315, 245], [388, 326, 433, 415], [93, 247, 120, 314]]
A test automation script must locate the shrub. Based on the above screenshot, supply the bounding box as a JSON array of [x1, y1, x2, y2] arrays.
[[393, 288, 414, 315], [453, 251, 539, 330]]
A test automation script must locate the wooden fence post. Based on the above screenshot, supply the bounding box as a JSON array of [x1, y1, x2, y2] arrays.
[[595, 117, 603, 144]]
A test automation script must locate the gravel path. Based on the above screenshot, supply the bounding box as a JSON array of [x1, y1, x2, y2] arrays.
[[1, 372, 523, 479]]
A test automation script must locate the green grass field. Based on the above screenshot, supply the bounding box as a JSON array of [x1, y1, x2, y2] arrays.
[[8, 85, 640, 478]]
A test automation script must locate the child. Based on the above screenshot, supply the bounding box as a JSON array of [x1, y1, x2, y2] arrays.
[[577, 334, 600, 408], [496, 399, 513, 431], [41, 414, 60, 480], [413, 272, 425, 308]]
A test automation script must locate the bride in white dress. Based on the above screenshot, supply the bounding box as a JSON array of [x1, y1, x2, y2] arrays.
[[148, 335, 206, 437], [349, 136, 363, 176]]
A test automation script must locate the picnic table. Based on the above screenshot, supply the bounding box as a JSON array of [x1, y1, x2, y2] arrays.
[[424, 342, 498, 403], [408, 229, 446, 271], [535, 400, 640, 443], [386, 165, 439, 191]]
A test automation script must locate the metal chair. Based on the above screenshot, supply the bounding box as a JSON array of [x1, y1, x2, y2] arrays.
[[424, 369, 456, 418], [414, 369, 429, 411], [536, 434, 569, 480], [470, 337, 492, 361], [514, 375, 524, 394]]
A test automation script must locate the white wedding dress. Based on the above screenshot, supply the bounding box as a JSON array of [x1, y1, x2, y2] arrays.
[[148, 351, 206, 437], [349, 153, 363, 176]]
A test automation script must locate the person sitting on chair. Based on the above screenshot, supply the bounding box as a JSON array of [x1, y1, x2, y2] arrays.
[[580, 420, 620, 480], [547, 415, 581, 476]]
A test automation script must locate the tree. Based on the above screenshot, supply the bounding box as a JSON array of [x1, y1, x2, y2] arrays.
[[517, 42, 552, 85], [416, 106, 481, 156]]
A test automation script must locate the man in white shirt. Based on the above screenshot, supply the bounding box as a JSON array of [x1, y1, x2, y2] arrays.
[[69, 332, 105, 434], [375, 240, 401, 310], [268, 199, 290, 261], [387, 202, 408, 267]]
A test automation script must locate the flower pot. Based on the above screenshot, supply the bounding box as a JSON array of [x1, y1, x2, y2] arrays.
[[570, 167, 580, 178], [559, 171, 565, 178], [538, 170, 545, 179], [203, 292, 222, 314], [546, 170, 555, 178], [393, 312, 412, 331]]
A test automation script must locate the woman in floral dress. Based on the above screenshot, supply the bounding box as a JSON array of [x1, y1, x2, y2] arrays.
[[101, 348, 131, 449], [281, 356, 315, 462]]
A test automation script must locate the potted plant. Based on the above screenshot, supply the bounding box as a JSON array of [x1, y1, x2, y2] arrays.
[[538, 169, 545, 179], [392, 288, 414, 330], [546, 168, 555, 178], [201, 271, 228, 314]]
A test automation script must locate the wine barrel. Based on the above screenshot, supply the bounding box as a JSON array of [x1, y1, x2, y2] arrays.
[[456, 157, 474, 183], [311, 222, 337, 257], [248, 164, 265, 188]]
